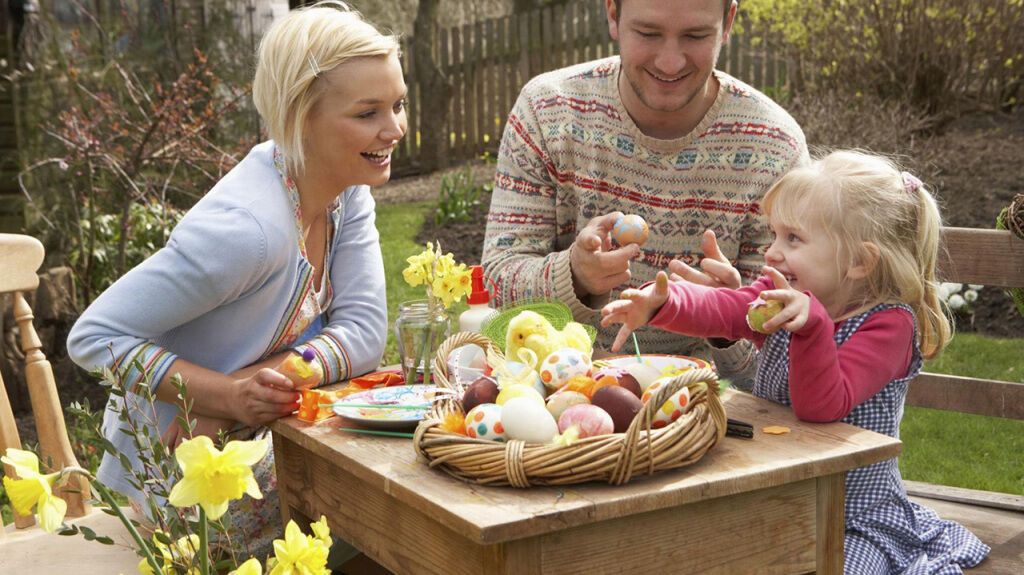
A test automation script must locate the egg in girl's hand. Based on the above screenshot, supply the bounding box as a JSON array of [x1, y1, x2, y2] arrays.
[[747, 297, 784, 334], [464, 403, 506, 441], [611, 214, 650, 247], [502, 397, 559, 443], [591, 385, 643, 433], [462, 376, 499, 414], [592, 366, 642, 398], [641, 378, 691, 429], [545, 390, 590, 420], [538, 348, 593, 391], [622, 362, 664, 393], [558, 404, 614, 438], [496, 383, 545, 406]]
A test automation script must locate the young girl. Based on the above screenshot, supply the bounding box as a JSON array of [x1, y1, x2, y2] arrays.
[[601, 150, 990, 573]]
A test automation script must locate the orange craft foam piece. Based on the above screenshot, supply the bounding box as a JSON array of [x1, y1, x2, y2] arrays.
[[349, 370, 404, 389], [297, 389, 339, 423]]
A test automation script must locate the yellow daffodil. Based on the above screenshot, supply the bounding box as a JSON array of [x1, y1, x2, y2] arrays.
[[269, 519, 331, 575], [229, 558, 264, 575], [167, 436, 268, 519], [1, 448, 67, 533], [310, 515, 331, 547], [138, 531, 201, 575]]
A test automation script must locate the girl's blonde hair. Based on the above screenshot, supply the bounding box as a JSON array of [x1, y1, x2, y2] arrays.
[[763, 150, 951, 358], [252, 1, 399, 175]]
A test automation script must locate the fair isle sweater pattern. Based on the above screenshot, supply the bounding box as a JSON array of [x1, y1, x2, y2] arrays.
[[483, 57, 808, 357]]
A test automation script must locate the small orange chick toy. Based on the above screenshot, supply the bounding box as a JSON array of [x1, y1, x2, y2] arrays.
[[277, 349, 324, 390]]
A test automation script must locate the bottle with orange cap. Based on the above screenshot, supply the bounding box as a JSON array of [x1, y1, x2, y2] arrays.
[[459, 265, 495, 333]]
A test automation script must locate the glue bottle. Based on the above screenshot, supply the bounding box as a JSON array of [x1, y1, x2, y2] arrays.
[[459, 265, 495, 333]]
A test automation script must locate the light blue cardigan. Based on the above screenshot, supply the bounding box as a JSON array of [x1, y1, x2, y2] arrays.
[[67, 141, 387, 499]]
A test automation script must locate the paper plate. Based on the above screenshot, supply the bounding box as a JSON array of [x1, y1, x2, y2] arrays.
[[332, 385, 441, 430]]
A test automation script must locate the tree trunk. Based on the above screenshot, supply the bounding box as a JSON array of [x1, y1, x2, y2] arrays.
[[412, 0, 451, 172]]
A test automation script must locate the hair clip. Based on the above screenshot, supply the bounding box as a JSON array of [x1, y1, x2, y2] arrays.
[[901, 171, 922, 194], [308, 54, 322, 78]]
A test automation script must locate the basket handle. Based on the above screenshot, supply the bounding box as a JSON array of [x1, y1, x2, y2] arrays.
[[431, 331, 504, 391]]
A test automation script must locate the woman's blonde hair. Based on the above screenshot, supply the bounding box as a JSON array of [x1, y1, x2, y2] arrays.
[[763, 150, 951, 358], [252, 1, 399, 174]]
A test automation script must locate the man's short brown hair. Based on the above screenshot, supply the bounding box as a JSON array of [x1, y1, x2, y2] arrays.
[[612, 0, 735, 22]]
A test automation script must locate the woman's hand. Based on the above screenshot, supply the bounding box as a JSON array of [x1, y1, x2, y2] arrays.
[[758, 266, 810, 333], [600, 271, 670, 352], [668, 229, 741, 289], [162, 415, 237, 452], [229, 368, 301, 428]]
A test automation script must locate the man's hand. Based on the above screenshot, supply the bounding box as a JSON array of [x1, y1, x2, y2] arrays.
[[571, 212, 641, 297], [600, 271, 670, 352], [668, 229, 741, 289]]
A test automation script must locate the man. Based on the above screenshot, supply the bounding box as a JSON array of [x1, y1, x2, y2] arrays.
[[482, 0, 808, 378]]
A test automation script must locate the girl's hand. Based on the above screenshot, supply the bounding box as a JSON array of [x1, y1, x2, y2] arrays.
[[758, 266, 810, 333], [668, 230, 741, 289], [600, 271, 670, 352], [230, 368, 301, 428]]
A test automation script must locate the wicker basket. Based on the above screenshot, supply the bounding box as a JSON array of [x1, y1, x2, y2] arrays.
[[413, 332, 727, 487]]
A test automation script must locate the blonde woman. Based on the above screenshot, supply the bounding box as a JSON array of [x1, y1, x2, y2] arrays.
[[68, 1, 406, 563]]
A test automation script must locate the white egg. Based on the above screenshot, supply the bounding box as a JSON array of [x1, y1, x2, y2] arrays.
[[623, 362, 664, 392], [501, 397, 559, 443]]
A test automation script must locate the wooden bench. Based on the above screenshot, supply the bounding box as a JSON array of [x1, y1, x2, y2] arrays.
[[905, 227, 1024, 574]]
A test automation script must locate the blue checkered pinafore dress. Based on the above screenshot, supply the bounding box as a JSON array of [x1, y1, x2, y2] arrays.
[[752, 303, 990, 574]]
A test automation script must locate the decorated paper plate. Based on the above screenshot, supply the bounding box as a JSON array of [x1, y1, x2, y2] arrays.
[[332, 385, 441, 430]]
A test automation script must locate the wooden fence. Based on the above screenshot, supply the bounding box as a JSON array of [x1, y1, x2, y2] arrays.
[[393, 0, 789, 174]]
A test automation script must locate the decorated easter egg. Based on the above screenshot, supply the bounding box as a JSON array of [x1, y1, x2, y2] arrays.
[[622, 361, 665, 393], [591, 385, 643, 433], [496, 383, 545, 406], [462, 376, 499, 413], [538, 348, 593, 391], [502, 397, 559, 443], [558, 404, 614, 438], [545, 390, 590, 421], [464, 403, 506, 441], [502, 360, 548, 397], [611, 214, 650, 247], [641, 378, 692, 429], [277, 349, 324, 390], [592, 366, 642, 398], [747, 297, 784, 334]]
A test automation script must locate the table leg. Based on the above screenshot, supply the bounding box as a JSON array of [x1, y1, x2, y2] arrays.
[[816, 473, 845, 573], [272, 432, 312, 530]]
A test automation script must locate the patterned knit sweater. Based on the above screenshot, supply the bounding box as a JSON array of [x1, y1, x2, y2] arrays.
[[482, 56, 808, 368]]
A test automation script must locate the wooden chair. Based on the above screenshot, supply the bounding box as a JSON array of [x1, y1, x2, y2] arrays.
[[905, 227, 1024, 574], [0, 233, 138, 571]]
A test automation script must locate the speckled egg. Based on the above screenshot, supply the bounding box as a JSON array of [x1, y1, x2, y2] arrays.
[[539, 348, 593, 391], [502, 397, 559, 443], [558, 404, 614, 438], [592, 366, 642, 398], [545, 390, 590, 420], [611, 214, 649, 247], [495, 383, 545, 406], [641, 378, 692, 429], [464, 403, 506, 441]]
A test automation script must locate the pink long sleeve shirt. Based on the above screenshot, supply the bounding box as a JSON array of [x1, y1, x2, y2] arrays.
[[649, 278, 916, 422]]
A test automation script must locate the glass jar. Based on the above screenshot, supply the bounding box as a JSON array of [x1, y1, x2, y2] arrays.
[[394, 299, 451, 385]]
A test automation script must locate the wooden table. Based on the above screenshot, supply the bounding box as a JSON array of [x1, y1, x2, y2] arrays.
[[270, 389, 901, 574]]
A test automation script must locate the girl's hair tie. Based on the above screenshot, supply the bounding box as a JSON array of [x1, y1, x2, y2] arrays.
[[901, 171, 923, 195]]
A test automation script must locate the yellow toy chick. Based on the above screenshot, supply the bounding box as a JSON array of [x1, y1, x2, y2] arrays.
[[505, 310, 592, 370]]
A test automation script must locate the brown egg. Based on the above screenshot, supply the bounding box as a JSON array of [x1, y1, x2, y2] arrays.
[[591, 385, 643, 433], [462, 376, 499, 413], [593, 366, 642, 398]]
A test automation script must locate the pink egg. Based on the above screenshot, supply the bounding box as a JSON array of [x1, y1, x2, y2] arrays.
[[611, 214, 649, 247], [558, 404, 614, 438]]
